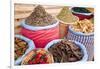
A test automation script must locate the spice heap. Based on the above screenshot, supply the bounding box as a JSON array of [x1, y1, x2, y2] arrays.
[[14, 37, 28, 60], [57, 7, 78, 23], [22, 49, 53, 64], [48, 40, 83, 62], [71, 19, 94, 34], [26, 5, 57, 26]]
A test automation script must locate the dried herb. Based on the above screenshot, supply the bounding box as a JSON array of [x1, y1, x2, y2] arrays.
[[48, 40, 83, 62], [14, 37, 28, 60], [57, 7, 78, 23], [26, 5, 57, 26], [72, 7, 91, 13], [71, 19, 94, 34]]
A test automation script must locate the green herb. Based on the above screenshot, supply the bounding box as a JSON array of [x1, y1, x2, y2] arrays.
[[72, 7, 91, 13], [57, 7, 78, 23]]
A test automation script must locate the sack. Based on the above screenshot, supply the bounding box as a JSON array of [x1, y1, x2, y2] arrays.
[[20, 20, 60, 48]]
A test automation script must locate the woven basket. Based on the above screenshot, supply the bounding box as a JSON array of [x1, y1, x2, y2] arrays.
[[66, 26, 94, 61]]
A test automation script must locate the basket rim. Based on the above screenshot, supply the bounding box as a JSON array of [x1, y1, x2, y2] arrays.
[[21, 19, 59, 31]]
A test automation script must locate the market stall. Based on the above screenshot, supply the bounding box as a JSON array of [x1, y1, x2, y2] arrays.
[[14, 4, 94, 65]]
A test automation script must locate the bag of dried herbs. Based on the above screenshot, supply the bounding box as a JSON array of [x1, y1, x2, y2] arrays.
[[57, 6, 79, 38], [57, 7, 79, 23], [20, 5, 59, 48]]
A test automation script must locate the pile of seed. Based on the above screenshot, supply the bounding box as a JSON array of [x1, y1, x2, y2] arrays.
[[26, 5, 57, 26]]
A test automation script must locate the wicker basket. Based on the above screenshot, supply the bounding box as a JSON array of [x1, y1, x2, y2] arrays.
[[66, 26, 94, 61]]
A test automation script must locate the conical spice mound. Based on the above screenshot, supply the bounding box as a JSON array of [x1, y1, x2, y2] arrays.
[[57, 7, 78, 23], [26, 5, 57, 26]]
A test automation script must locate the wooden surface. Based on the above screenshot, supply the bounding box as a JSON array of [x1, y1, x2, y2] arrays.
[[14, 4, 63, 19]]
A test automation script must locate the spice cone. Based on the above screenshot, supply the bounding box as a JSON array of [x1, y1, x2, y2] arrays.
[[57, 7, 79, 38]]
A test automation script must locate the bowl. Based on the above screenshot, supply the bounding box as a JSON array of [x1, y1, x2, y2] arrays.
[[14, 35, 35, 65], [45, 39, 88, 62], [70, 7, 93, 20], [21, 48, 54, 65]]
